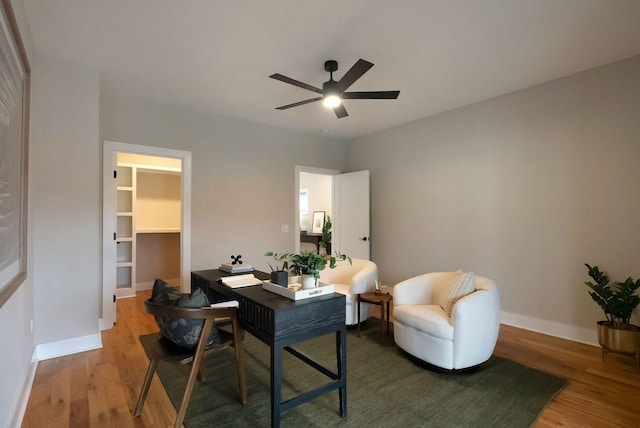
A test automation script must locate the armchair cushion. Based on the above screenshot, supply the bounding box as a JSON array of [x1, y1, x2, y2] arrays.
[[151, 279, 221, 349], [438, 271, 476, 316], [392, 304, 453, 340]]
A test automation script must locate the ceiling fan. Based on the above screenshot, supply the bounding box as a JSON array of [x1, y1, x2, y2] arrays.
[[270, 59, 400, 118]]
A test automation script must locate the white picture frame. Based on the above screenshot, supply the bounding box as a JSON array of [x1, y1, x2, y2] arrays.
[[311, 211, 325, 234]]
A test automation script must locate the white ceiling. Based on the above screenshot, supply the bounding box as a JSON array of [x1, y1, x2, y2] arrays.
[[22, 0, 640, 139]]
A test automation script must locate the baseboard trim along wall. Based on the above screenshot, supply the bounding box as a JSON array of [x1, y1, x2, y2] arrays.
[[501, 311, 598, 347], [99, 317, 113, 331], [137, 278, 181, 292], [36, 333, 103, 361], [10, 349, 39, 428]]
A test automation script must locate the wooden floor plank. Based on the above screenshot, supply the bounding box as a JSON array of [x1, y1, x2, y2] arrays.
[[21, 291, 640, 427]]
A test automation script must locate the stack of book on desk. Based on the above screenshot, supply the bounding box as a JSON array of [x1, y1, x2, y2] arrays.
[[219, 262, 255, 274], [220, 274, 262, 288]]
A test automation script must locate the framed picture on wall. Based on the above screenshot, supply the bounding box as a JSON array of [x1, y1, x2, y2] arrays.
[[311, 211, 325, 234], [0, 0, 30, 308]]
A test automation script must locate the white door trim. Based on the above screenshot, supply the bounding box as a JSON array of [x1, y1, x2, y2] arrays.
[[100, 140, 192, 330]]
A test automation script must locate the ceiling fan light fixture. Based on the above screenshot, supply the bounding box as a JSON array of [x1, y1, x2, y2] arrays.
[[270, 58, 400, 118], [323, 94, 341, 108]]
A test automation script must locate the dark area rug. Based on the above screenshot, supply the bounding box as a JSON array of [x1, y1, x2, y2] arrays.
[[139, 321, 566, 427]]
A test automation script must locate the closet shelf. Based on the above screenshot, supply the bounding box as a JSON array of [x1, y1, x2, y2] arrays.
[[137, 228, 181, 234]]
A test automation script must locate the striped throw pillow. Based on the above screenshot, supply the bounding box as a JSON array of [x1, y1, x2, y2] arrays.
[[439, 271, 476, 316]]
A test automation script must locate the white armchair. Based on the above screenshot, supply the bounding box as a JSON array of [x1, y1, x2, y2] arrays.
[[319, 258, 378, 325], [392, 272, 500, 370]]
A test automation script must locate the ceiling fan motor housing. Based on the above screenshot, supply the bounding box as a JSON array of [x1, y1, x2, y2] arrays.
[[324, 60, 338, 73], [323, 80, 340, 97]]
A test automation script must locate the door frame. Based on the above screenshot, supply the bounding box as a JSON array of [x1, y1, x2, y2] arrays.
[[294, 165, 340, 253], [100, 140, 192, 330]]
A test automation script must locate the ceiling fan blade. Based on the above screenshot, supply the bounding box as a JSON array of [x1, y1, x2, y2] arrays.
[[333, 103, 348, 118], [342, 91, 400, 99], [270, 73, 323, 94], [275, 97, 322, 110], [337, 59, 374, 91]]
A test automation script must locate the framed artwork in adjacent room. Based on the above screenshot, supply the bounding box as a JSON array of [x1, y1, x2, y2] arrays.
[[311, 211, 325, 234]]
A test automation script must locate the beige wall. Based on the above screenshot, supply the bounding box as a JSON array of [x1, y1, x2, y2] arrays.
[[346, 56, 640, 343], [31, 54, 101, 344], [136, 233, 181, 284], [136, 171, 181, 231], [99, 80, 347, 274]]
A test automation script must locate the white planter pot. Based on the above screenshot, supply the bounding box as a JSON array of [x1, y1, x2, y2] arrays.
[[301, 274, 317, 289]]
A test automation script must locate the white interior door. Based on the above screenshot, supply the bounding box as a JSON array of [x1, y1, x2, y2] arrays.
[[101, 148, 118, 329], [333, 170, 370, 260]]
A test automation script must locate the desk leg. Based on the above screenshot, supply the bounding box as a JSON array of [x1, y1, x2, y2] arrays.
[[357, 295, 361, 337], [379, 301, 385, 341], [386, 300, 391, 337], [336, 327, 347, 417], [271, 343, 282, 428]]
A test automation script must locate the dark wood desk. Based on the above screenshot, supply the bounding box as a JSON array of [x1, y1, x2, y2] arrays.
[[192, 269, 347, 427], [300, 232, 322, 253]]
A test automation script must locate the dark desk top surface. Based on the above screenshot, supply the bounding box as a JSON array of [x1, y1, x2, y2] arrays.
[[192, 269, 344, 311]]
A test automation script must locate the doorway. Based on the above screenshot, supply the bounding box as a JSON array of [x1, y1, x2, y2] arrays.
[[295, 166, 339, 254], [295, 166, 371, 260], [101, 141, 192, 330]]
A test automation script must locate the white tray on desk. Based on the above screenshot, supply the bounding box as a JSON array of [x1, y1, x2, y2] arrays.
[[262, 280, 334, 300]]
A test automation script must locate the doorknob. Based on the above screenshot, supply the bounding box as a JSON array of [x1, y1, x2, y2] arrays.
[[358, 236, 369, 242]]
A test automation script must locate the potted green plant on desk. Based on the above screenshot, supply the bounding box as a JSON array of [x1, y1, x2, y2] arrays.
[[584, 263, 640, 366], [265, 251, 351, 289]]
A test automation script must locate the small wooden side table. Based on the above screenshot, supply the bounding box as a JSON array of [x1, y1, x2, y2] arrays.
[[357, 292, 393, 340]]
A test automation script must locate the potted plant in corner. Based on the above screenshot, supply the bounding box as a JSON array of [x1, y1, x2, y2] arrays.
[[266, 251, 351, 290], [319, 215, 332, 255], [584, 263, 640, 365]]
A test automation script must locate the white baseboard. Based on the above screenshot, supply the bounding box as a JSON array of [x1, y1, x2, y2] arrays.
[[10, 348, 38, 428], [36, 333, 103, 361], [136, 278, 180, 292], [99, 317, 114, 331], [501, 311, 599, 347], [136, 280, 154, 291]]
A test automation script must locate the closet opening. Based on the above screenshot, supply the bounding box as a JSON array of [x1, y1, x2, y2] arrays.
[[102, 141, 192, 330]]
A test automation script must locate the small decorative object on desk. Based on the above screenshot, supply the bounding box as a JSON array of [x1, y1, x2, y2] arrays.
[[219, 254, 254, 273], [267, 256, 289, 287], [270, 270, 288, 287]]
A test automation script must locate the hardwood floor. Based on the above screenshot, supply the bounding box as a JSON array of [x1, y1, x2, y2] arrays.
[[22, 291, 640, 427]]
